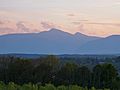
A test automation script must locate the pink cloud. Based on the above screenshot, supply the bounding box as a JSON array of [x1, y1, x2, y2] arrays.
[[0, 21, 4, 25], [72, 22, 81, 25], [78, 24, 85, 32], [72, 20, 89, 25], [41, 21, 55, 29], [86, 22, 120, 27], [0, 27, 16, 35], [67, 14, 75, 17], [16, 22, 30, 32]]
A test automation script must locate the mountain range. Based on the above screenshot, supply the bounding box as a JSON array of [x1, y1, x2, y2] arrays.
[[0, 28, 120, 54]]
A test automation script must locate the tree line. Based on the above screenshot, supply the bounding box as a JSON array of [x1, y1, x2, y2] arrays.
[[0, 82, 110, 90], [0, 55, 120, 90]]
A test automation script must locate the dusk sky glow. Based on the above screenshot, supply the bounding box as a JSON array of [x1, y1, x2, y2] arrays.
[[0, 0, 120, 37]]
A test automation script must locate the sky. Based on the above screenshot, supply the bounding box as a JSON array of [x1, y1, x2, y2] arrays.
[[0, 0, 120, 37]]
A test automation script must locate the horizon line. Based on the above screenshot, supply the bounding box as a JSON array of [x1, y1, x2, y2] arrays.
[[0, 28, 120, 38]]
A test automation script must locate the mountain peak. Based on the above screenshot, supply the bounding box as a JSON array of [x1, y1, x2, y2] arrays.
[[48, 28, 73, 36], [38, 28, 66, 35], [49, 28, 63, 32], [74, 32, 87, 37], [75, 32, 84, 35]]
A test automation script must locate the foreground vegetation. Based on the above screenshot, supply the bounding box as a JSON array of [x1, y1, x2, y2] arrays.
[[0, 55, 120, 90], [0, 82, 110, 90]]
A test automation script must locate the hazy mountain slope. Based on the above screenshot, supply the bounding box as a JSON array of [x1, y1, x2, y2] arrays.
[[0, 28, 100, 54], [78, 35, 120, 54]]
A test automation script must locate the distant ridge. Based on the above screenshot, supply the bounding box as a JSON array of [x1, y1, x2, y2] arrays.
[[0, 28, 120, 54], [78, 35, 120, 54]]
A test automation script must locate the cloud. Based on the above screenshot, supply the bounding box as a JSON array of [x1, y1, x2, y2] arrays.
[[0, 27, 16, 35], [72, 22, 81, 25], [72, 20, 120, 27], [0, 21, 4, 25], [67, 14, 75, 17], [72, 20, 88, 25], [41, 21, 55, 29], [113, 1, 120, 5], [86, 22, 120, 27], [78, 24, 85, 32], [79, 20, 89, 22], [16, 21, 30, 32]]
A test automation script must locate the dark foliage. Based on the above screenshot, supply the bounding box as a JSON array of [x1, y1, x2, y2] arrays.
[[0, 55, 119, 90]]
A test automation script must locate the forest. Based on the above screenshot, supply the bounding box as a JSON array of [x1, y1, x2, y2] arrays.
[[0, 55, 120, 90]]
